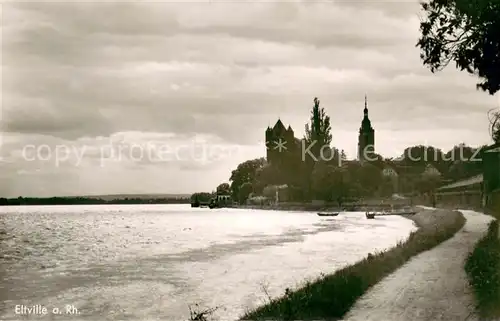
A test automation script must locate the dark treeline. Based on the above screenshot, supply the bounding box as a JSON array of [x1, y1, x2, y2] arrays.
[[189, 192, 215, 203], [0, 196, 190, 206]]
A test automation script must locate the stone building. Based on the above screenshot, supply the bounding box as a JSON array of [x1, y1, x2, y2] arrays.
[[265, 119, 300, 166]]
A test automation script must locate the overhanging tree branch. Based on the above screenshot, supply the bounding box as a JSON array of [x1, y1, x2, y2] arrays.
[[417, 0, 500, 95]]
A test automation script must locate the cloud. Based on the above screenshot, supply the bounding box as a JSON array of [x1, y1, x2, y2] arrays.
[[1, 1, 499, 197]]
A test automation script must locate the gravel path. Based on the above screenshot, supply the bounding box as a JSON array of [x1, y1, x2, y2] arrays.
[[342, 209, 494, 321]]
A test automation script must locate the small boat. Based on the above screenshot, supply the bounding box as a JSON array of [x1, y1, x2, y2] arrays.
[[365, 212, 376, 219], [317, 212, 339, 217]]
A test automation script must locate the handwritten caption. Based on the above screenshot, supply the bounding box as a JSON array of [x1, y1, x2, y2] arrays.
[[15, 304, 80, 315]]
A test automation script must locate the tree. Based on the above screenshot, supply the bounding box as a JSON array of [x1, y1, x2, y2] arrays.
[[494, 124, 500, 143], [304, 97, 333, 160], [415, 174, 442, 194], [311, 161, 335, 200], [216, 183, 231, 195], [366, 153, 385, 169], [254, 163, 281, 191], [399, 145, 445, 171], [442, 143, 483, 180], [417, 0, 500, 95], [356, 163, 383, 197], [190, 192, 213, 203], [380, 176, 396, 197], [229, 158, 265, 199], [238, 182, 253, 204], [488, 109, 500, 143], [330, 167, 351, 206], [311, 162, 350, 202]]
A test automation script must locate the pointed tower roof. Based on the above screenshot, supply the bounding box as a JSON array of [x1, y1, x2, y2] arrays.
[[360, 94, 373, 132], [273, 119, 286, 131], [287, 125, 293, 131], [364, 94, 368, 115]]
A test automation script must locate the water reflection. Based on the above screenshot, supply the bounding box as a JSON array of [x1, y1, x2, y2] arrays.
[[0, 205, 416, 320]]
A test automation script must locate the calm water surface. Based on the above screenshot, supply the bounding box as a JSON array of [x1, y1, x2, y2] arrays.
[[0, 204, 416, 320]]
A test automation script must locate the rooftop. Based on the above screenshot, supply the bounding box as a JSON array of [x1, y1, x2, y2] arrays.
[[437, 174, 483, 190]]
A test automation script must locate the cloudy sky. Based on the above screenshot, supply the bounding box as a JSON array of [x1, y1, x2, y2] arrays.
[[1, 1, 499, 197]]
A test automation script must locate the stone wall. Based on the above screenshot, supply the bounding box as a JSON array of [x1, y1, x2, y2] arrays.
[[435, 191, 483, 210]]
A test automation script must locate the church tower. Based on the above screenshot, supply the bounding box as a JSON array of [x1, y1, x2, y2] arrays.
[[357, 95, 375, 162]]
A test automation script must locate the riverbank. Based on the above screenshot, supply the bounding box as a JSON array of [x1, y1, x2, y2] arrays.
[[342, 210, 493, 321], [240, 208, 465, 320], [237, 201, 413, 213], [237, 203, 333, 212]]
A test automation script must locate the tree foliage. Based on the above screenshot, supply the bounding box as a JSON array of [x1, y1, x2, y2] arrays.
[[311, 162, 350, 201], [417, 0, 500, 95], [488, 108, 500, 143], [379, 176, 396, 197], [255, 163, 282, 190], [238, 182, 253, 204], [304, 97, 333, 158], [216, 183, 231, 195], [356, 163, 383, 196], [415, 175, 442, 194], [494, 121, 500, 143], [229, 158, 265, 198], [190, 192, 213, 203]]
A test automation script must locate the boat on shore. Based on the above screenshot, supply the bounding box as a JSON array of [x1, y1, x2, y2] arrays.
[[317, 212, 339, 217], [365, 212, 376, 219]]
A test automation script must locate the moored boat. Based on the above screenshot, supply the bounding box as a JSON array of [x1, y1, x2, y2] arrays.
[[317, 212, 339, 217]]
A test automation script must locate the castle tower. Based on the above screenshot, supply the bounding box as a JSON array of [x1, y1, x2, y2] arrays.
[[266, 119, 296, 164], [357, 95, 375, 162]]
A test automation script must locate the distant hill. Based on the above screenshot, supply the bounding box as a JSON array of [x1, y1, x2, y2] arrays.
[[0, 193, 192, 206], [80, 194, 191, 200]]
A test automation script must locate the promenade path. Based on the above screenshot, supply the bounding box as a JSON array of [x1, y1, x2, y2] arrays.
[[342, 208, 494, 321]]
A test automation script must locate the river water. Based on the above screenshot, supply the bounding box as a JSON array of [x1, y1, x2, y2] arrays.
[[0, 204, 416, 320]]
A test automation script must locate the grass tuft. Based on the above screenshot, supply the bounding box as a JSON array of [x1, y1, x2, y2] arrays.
[[241, 210, 466, 320], [465, 219, 500, 319], [188, 304, 221, 321]]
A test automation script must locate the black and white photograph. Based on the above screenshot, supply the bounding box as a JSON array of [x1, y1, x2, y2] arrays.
[[1, 1, 500, 320]]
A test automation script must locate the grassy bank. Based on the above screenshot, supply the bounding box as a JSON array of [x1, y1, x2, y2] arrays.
[[241, 209, 466, 321], [465, 219, 500, 319]]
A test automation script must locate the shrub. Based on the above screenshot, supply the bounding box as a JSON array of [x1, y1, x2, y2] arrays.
[[465, 220, 500, 319]]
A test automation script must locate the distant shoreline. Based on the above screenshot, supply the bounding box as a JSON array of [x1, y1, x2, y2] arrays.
[[0, 197, 190, 206]]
